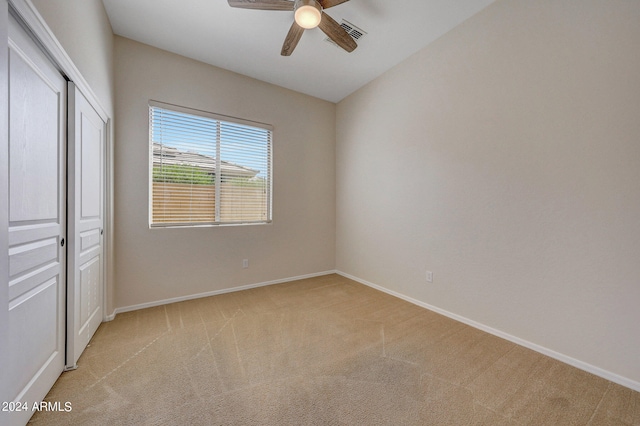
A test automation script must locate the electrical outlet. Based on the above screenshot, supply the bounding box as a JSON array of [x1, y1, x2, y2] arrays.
[[426, 271, 433, 283], [242, 259, 249, 269]]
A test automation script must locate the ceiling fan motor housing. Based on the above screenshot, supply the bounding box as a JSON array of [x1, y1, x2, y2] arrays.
[[294, 0, 323, 29]]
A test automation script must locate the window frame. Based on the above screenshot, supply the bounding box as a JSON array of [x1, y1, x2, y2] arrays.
[[148, 100, 273, 228]]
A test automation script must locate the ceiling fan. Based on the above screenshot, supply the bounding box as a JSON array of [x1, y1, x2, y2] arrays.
[[228, 0, 357, 56]]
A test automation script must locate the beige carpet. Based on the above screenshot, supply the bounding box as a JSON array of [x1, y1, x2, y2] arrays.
[[30, 274, 639, 425]]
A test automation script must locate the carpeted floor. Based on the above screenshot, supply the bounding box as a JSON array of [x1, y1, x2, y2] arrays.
[[30, 274, 639, 425]]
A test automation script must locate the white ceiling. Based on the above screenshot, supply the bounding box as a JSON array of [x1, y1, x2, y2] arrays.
[[102, 0, 496, 103]]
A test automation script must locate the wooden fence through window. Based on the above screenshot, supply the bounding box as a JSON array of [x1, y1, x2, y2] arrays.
[[152, 182, 267, 224]]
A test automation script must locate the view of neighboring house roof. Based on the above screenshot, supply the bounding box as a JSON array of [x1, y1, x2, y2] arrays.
[[152, 142, 259, 178]]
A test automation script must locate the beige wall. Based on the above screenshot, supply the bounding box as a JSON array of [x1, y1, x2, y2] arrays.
[[114, 37, 336, 308], [32, 0, 115, 115], [336, 0, 640, 386]]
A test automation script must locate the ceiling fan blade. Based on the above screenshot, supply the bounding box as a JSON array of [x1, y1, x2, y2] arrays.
[[281, 21, 305, 56], [318, 11, 357, 52], [318, 0, 350, 9], [227, 0, 294, 11]]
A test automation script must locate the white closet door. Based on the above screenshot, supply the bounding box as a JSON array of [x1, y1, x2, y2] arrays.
[[66, 82, 105, 368], [5, 15, 66, 425]]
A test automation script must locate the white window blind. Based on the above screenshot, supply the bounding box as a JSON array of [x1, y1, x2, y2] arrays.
[[149, 102, 272, 227]]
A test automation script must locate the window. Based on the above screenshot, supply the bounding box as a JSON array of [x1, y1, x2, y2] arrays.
[[149, 101, 272, 227]]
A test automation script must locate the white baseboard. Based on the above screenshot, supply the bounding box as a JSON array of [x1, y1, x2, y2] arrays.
[[110, 270, 337, 317], [336, 270, 640, 393]]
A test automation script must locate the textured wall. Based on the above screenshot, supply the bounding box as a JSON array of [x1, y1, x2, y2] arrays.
[[337, 0, 640, 386], [114, 37, 336, 309]]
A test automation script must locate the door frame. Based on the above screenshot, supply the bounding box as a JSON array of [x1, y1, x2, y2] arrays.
[[1, 0, 11, 404], [6, 0, 114, 325]]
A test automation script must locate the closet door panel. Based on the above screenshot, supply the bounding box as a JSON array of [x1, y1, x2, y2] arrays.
[[67, 82, 105, 368], [5, 15, 67, 426]]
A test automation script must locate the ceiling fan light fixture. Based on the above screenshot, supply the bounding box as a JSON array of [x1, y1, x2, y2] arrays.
[[294, 0, 322, 29]]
